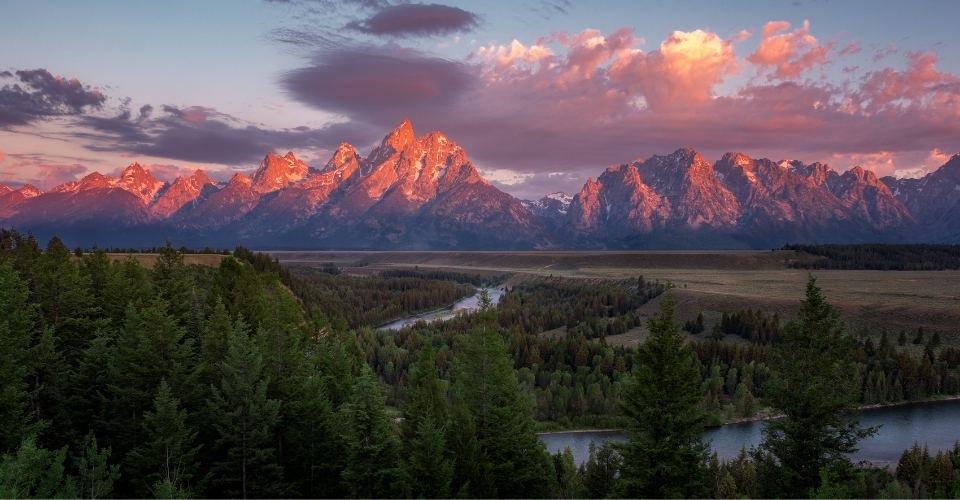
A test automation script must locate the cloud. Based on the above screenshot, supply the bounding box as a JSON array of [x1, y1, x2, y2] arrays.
[[747, 20, 832, 78], [281, 45, 476, 124], [857, 51, 960, 112], [77, 104, 378, 166], [609, 29, 738, 110], [476, 39, 554, 71], [0, 153, 89, 189], [0, 69, 106, 126], [478, 168, 534, 186], [348, 3, 480, 37], [276, 26, 959, 185]]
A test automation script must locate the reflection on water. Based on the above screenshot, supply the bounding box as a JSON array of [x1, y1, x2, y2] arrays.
[[378, 286, 505, 331], [540, 399, 960, 467]]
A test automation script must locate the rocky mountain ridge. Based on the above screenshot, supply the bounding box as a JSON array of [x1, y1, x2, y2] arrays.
[[1, 120, 958, 249]]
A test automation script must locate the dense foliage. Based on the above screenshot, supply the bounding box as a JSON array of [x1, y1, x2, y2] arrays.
[[785, 244, 960, 270], [0, 230, 555, 498], [2, 228, 959, 499]]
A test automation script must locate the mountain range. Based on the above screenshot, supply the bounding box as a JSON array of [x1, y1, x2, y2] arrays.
[[2, 119, 958, 249]]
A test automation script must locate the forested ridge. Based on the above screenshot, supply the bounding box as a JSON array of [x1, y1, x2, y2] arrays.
[[2, 228, 960, 498], [785, 244, 960, 270]]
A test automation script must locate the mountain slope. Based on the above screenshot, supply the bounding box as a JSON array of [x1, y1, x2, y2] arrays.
[[1, 123, 958, 248]]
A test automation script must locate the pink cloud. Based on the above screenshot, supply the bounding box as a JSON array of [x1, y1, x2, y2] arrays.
[[610, 29, 738, 110], [858, 51, 960, 112], [747, 20, 832, 79], [838, 41, 861, 56]]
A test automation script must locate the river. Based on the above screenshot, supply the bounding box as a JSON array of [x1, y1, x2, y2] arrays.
[[540, 399, 960, 467], [377, 285, 505, 331]]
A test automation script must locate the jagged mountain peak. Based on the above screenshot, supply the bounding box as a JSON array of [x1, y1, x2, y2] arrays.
[[188, 169, 215, 186], [117, 163, 164, 204], [18, 184, 41, 198], [252, 151, 309, 193], [228, 172, 252, 187], [720, 152, 753, 167], [322, 142, 362, 175], [370, 118, 416, 161]]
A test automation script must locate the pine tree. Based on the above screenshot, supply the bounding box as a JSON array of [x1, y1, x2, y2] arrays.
[[402, 345, 453, 498], [284, 373, 343, 498], [73, 433, 120, 499], [453, 326, 553, 498], [208, 318, 283, 499], [126, 380, 199, 498], [0, 261, 35, 451], [200, 297, 232, 387], [108, 298, 198, 467], [616, 289, 708, 498], [761, 276, 876, 497], [582, 442, 622, 499], [340, 366, 403, 498], [406, 415, 453, 498], [0, 435, 77, 498]]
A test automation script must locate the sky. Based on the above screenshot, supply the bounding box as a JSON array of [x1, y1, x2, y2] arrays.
[[1, 0, 959, 199]]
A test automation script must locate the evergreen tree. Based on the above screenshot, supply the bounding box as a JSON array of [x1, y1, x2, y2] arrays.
[[761, 276, 876, 497], [0, 261, 35, 451], [208, 318, 283, 499], [340, 366, 403, 498], [73, 433, 120, 499], [402, 345, 453, 498], [453, 326, 553, 498], [406, 415, 453, 498], [551, 447, 581, 498], [0, 436, 77, 498], [127, 380, 199, 498], [108, 298, 198, 468], [284, 373, 343, 498], [200, 297, 232, 387], [616, 289, 708, 498], [582, 442, 622, 499]]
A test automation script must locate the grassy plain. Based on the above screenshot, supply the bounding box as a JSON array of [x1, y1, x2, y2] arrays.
[[104, 252, 226, 267], [273, 250, 960, 343]]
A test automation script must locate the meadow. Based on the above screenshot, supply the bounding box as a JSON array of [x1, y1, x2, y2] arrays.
[[272, 250, 960, 342]]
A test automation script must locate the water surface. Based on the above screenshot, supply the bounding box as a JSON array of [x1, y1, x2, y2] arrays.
[[378, 286, 505, 330], [540, 399, 960, 467]]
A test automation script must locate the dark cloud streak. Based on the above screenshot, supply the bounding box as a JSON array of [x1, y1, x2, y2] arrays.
[[77, 104, 378, 165], [348, 3, 480, 37], [0, 69, 105, 126]]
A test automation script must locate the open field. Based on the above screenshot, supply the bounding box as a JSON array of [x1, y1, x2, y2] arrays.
[[103, 252, 227, 267], [273, 250, 960, 339]]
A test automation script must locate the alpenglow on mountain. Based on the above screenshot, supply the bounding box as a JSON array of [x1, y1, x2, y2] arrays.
[[1, 120, 959, 249]]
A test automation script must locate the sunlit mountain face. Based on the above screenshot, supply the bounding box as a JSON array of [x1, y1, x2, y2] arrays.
[[2, 1, 959, 248], [2, 119, 958, 249]]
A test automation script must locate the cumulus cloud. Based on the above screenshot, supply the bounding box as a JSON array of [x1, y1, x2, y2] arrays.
[[747, 20, 832, 78], [609, 29, 738, 109], [858, 51, 960, 112], [276, 25, 959, 183], [348, 3, 480, 37], [0, 69, 106, 126]]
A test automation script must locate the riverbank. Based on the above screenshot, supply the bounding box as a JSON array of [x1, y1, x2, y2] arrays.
[[376, 284, 505, 331], [536, 393, 960, 435], [540, 398, 960, 467]]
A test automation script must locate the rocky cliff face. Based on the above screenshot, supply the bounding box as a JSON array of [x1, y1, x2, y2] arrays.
[[1, 122, 957, 248]]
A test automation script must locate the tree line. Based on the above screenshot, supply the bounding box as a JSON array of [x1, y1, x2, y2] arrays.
[[2, 228, 959, 498], [785, 244, 960, 270]]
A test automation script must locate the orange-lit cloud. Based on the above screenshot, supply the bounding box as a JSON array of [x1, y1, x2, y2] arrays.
[[858, 51, 960, 112], [747, 20, 831, 78], [610, 29, 738, 109]]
